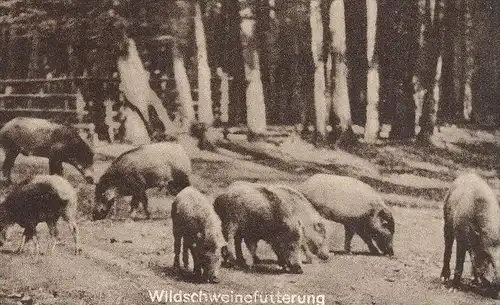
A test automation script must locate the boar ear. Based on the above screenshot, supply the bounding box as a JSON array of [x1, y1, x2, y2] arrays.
[[313, 222, 326, 234]]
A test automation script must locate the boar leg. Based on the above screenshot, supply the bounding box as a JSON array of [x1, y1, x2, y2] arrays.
[[344, 226, 355, 254], [191, 246, 202, 280], [173, 232, 182, 270], [138, 192, 151, 220], [16, 234, 26, 254], [469, 251, 480, 285], [301, 244, 314, 264], [46, 220, 60, 255], [129, 195, 140, 219], [18, 227, 39, 255], [62, 214, 80, 255], [451, 241, 468, 289], [245, 237, 260, 265], [49, 158, 64, 176], [357, 230, 380, 254], [223, 223, 239, 266], [234, 233, 247, 268], [440, 222, 454, 282], [2, 149, 19, 183], [183, 237, 191, 269]]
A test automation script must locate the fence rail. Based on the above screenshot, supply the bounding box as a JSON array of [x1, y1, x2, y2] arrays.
[[0, 73, 232, 143]]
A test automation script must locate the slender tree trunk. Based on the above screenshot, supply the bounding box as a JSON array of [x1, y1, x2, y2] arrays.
[[222, 0, 247, 126], [239, 0, 267, 137], [28, 32, 41, 79], [438, 0, 459, 124], [417, 0, 445, 144], [194, 1, 214, 126], [172, 43, 195, 131], [364, 0, 380, 143], [462, 0, 473, 120], [345, 0, 367, 126], [329, 0, 353, 146], [310, 0, 327, 144], [117, 38, 179, 142], [261, 0, 280, 125]]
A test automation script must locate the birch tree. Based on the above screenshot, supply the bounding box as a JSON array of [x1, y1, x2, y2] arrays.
[[239, 0, 267, 137], [310, 0, 327, 144], [329, 0, 353, 146], [194, 1, 214, 125], [364, 0, 380, 143], [415, 0, 444, 144]]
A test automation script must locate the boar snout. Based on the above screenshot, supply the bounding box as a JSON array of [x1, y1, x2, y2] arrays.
[[316, 249, 330, 261], [92, 206, 109, 221], [288, 263, 304, 274]]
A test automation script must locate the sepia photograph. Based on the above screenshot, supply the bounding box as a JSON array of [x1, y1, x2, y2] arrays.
[[0, 0, 499, 304]]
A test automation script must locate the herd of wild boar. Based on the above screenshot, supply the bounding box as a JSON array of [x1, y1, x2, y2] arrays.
[[0, 118, 499, 296]]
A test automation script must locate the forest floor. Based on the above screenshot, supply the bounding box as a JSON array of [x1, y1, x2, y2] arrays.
[[1, 125, 500, 305]]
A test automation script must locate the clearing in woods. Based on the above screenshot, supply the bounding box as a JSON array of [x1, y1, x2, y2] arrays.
[[1, 126, 500, 305]]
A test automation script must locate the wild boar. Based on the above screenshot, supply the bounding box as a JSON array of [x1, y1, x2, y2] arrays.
[[92, 142, 192, 220], [213, 181, 304, 274], [0, 175, 80, 255], [243, 183, 331, 264], [0, 117, 94, 184], [440, 173, 500, 293], [172, 186, 225, 283], [298, 174, 395, 256]]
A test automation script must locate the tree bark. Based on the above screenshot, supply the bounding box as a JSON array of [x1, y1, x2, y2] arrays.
[[117, 38, 179, 142], [416, 0, 445, 144], [310, 0, 327, 144], [462, 0, 473, 120], [363, 0, 380, 143], [438, 0, 459, 124], [172, 43, 196, 131], [388, 1, 419, 139], [239, 0, 267, 137], [194, 1, 214, 126], [470, 0, 499, 126], [329, 0, 353, 146]]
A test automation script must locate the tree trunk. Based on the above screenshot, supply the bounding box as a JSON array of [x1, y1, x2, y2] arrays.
[[172, 43, 196, 131], [329, 0, 353, 146], [416, 0, 445, 144], [388, 1, 419, 139], [239, 0, 267, 137], [438, 0, 459, 124], [194, 1, 214, 126], [117, 38, 179, 142], [462, 0, 473, 121], [259, 0, 280, 125], [121, 105, 151, 145], [310, 0, 327, 144], [364, 0, 380, 143], [28, 32, 41, 79]]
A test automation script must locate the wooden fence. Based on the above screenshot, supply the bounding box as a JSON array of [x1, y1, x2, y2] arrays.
[[0, 72, 231, 143]]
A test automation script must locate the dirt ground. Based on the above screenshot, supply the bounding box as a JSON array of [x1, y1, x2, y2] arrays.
[[1, 127, 500, 305]]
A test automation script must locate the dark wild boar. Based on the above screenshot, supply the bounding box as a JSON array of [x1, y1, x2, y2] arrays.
[[298, 174, 395, 256], [213, 181, 304, 274], [172, 186, 225, 283], [0, 117, 94, 184], [0, 175, 80, 255], [92, 142, 192, 220], [440, 173, 500, 295]]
